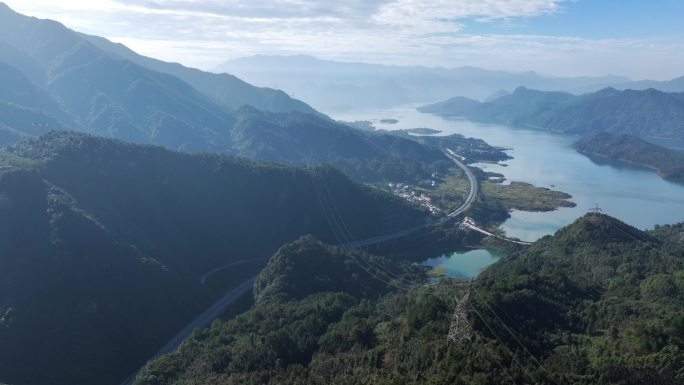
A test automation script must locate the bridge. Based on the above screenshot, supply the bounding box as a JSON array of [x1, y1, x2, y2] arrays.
[[460, 216, 532, 245]]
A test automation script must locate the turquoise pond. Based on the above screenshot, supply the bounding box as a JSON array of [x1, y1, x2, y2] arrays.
[[421, 249, 503, 279]]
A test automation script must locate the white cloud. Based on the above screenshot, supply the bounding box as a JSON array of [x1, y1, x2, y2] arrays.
[[2, 0, 682, 80]]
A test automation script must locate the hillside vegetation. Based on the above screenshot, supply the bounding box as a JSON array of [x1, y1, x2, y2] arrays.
[[420, 87, 684, 140], [0, 132, 427, 385], [574, 132, 684, 183], [135, 214, 684, 384]]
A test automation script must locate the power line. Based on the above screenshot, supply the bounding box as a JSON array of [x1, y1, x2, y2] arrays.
[[468, 300, 543, 385], [480, 300, 562, 385]]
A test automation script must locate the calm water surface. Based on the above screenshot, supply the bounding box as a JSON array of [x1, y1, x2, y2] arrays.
[[333, 105, 684, 241], [422, 249, 502, 279]]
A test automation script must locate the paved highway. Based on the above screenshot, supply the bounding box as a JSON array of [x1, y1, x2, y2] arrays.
[[119, 278, 256, 385], [200, 257, 268, 286], [444, 149, 478, 218], [120, 148, 478, 384]]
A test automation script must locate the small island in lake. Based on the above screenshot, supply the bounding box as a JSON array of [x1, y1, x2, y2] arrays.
[[574, 132, 684, 184], [397, 127, 442, 135]]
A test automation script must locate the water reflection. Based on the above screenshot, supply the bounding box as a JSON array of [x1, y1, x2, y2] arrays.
[[334, 105, 684, 241], [422, 249, 502, 279]]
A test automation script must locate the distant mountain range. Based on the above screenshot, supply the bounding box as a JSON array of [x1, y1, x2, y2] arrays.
[[0, 132, 426, 385], [0, 3, 316, 149], [0, 3, 512, 184], [213, 54, 684, 112], [420, 86, 684, 140]]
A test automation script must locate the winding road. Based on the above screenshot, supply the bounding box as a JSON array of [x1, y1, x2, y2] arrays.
[[444, 149, 479, 218], [120, 148, 478, 384], [200, 257, 268, 286], [119, 278, 257, 385], [343, 148, 479, 248]]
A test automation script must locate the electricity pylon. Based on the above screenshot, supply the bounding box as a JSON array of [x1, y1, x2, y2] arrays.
[[447, 287, 472, 344]]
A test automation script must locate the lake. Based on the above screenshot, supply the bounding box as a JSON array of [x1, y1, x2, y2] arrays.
[[333, 105, 684, 241], [422, 249, 502, 279]]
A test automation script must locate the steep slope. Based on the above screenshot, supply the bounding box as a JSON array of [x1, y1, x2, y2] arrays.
[[229, 107, 463, 182], [542, 88, 684, 138], [466, 86, 576, 126], [253, 236, 396, 303], [0, 167, 208, 385], [0, 101, 66, 146], [79, 33, 318, 114], [135, 214, 684, 385], [0, 61, 71, 145], [0, 61, 71, 123], [0, 2, 314, 115], [0, 132, 427, 385], [46, 52, 236, 149]]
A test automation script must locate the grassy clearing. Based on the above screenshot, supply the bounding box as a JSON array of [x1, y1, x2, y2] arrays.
[[482, 180, 575, 211]]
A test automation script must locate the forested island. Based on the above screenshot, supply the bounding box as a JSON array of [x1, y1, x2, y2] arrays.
[[574, 132, 684, 183]]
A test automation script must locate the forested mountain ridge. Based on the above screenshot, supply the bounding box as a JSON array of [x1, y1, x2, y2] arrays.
[[135, 214, 684, 385], [420, 86, 684, 140], [228, 107, 510, 182], [0, 2, 313, 115], [0, 132, 427, 385], [574, 132, 684, 183], [79, 33, 318, 115]]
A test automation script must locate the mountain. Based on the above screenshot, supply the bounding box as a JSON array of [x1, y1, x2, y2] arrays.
[[575, 75, 684, 94], [228, 107, 511, 182], [0, 3, 313, 115], [539, 88, 684, 138], [253, 236, 397, 303], [484, 89, 510, 102], [0, 132, 427, 385], [574, 132, 684, 183], [134, 214, 684, 384], [417, 95, 482, 117], [213, 54, 633, 112], [421, 87, 684, 140], [0, 4, 511, 184], [79, 34, 317, 115]]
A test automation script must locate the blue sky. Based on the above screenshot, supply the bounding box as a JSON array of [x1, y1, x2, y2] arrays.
[[464, 0, 684, 39], [3, 0, 683, 80]]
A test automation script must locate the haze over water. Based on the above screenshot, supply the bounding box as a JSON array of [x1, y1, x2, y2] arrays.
[[334, 105, 684, 241]]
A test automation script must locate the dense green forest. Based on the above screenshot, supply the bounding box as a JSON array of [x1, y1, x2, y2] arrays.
[[0, 132, 428, 385], [135, 214, 684, 385], [420, 86, 684, 140], [574, 132, 684, 183]]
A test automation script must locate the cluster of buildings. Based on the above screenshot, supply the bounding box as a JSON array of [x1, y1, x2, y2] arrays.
[[388, 182, 441, 214]]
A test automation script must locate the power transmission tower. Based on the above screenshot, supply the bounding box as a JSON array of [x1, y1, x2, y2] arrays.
[[588, 203, 603, 222], [447, 287, 472, 344], [589, 203, 602, 215]]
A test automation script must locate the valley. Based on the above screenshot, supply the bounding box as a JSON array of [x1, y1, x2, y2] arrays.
[[0, 2, 683, 385], [335, 105, 684, 241]]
